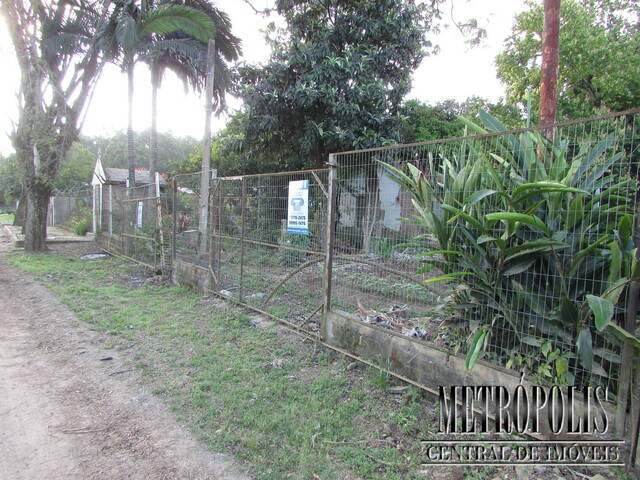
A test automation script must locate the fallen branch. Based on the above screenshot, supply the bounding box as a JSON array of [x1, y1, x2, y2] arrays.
[[323, 438, 391, 446], [108, 368, 136, 376]]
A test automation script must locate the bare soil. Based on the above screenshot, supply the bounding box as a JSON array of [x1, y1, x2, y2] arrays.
[[0, 229, 249, 480]]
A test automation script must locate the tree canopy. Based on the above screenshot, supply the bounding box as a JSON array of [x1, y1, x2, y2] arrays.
[[235, 0, 445, 169], [496, 0, 640, 119]]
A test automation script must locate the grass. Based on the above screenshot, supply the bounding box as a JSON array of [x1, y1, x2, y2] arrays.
[[0, 213, 15, 224], [5, 249, 632, 480], [5, 250, 448, 480]]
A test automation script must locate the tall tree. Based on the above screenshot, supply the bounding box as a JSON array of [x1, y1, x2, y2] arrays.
[[101, 0, 215, 197], [496, 0, 640, 119], [145, 0, 240, 186], [539, 0, 560, 128], [236, 0, 445, 169], [1, 0, 115, 251]]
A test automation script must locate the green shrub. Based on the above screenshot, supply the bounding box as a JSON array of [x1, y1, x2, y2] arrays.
[[382, 111, 634, 388], [277, 231, 311, 266], [74, 219, 90, 236]]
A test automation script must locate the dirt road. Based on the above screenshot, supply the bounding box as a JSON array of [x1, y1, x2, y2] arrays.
[[0, 229, 249, 480]]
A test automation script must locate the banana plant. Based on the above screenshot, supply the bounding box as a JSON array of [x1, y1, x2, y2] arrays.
[[381, 111, 634, 378]]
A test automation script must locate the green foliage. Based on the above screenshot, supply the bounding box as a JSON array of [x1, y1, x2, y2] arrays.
[[66, 200, 92, 236], [507, 339, 575, 386], [235, 0, 444, 169], [496, 0, 640, 118], [82, 131, 198, 174], [0, 153, 22, 207], [277, 231, 310, 267], [399, 98, 523, 144], [55, 142, 96, 189], [383, 111, 634, 381], [74, 218, 91, 236]]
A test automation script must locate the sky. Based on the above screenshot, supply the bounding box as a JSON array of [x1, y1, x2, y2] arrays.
[[0, 0, 529, 156]]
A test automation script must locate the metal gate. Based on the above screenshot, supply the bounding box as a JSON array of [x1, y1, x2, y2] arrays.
[[208, 169, 331, 337]]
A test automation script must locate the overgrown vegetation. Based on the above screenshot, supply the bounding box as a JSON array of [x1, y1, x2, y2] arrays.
[[383, 111, 636, 393], [5, 251, 439, 479]]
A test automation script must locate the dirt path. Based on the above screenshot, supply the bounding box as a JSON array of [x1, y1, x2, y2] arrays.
[[0, 228, 249, 480]]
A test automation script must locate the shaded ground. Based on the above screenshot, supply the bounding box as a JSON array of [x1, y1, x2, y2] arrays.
[[0, 230, 248, 480]]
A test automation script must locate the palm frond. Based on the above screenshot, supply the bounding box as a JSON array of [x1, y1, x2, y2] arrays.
[[140, 5, 215, 43]]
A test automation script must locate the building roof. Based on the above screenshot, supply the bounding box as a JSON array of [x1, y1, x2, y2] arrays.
[[92, 158, 167, 186]]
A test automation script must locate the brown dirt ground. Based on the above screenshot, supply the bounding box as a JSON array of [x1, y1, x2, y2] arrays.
[[0, 228, 250, 480]]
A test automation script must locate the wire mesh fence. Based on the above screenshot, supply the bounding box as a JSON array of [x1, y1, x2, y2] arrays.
[[172, 171, 209, 265], [96, 182, 167, 270], [331, 109, 640, 400], [174, 169, 330, 336], [164, 110, 640, 407], [47, 189, 92, 232]]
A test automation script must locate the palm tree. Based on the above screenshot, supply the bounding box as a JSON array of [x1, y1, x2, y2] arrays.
[[143, 1, 241, 185], [102, 0, 215, 197]]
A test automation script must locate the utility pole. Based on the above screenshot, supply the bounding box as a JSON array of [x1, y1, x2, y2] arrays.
[[198, 38, 215, 255], [539, 0, 561, 132]]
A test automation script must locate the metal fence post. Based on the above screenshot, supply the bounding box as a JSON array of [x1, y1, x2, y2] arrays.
[[171, 178, 177, 266], [240, 177, 246, 302], [321, 154, 338, 341]]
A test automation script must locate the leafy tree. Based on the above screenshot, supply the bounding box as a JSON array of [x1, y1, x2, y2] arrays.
[[399, 100, 465, 143], [81, 130, 199, 173], [235, 0, 445, 169], [0, 154, 21, 208], [145, 0, 241, 185], [54, 142, 97, 191], [399, 98, 523, 144], [1, 0, 116, 250], [100, 0, 215, 195], [496, 0, 640, 119]]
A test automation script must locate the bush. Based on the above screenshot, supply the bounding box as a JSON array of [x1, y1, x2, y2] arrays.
[[74, 219, 90, 236], [382, 111, 635, 388]]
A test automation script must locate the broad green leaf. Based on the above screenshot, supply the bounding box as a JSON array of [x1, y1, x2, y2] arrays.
[[486, 212, 551, 236], [423, 272, 470, 284], [521, 335, 541, 347], [418, 250, 461, 257], [503, 256, 536, 276], [594, 347, 621, 364], [577, 327, 593, 371], [556, 357, 568, 377], [571, 133, 615, 187], [604, 277, 628, 306], [587, 295, 614, 331], [505, 240, 569, 262], [512, 182, 587, 203], [606, 323, 640, 350], [607, 241, 622, 286], [465, 189, 497, 206], [466, 328, 488, 371], [560, 296, 579, 326], [441, 204, 483, 229]]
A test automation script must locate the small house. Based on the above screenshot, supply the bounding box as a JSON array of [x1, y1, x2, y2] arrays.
[[91, 158, 167, 234]]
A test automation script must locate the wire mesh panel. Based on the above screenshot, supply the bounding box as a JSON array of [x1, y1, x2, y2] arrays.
[[211, 170, 330, 336], [173, 171, 211, 266], [331, 110, 640, 399], [47, 190, 92, 231], [96, 183, 165, 270]]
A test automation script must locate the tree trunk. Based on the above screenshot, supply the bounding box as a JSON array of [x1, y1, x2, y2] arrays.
[[127, 60, 136, 199], [539, 0, 561, 129], [150, 65, 159, 198], [198, 38, 216, 255], [23, 182, 50, 252]]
